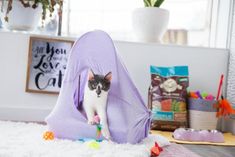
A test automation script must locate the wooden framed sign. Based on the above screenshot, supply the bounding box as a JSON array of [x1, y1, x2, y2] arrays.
[[26, 36, 74, 94]]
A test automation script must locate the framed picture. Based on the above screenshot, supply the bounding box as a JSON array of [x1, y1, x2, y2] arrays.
[[26, 36, 74, 94]]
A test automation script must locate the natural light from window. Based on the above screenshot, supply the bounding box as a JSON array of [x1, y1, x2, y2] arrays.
[[61, 0, 212, 47]]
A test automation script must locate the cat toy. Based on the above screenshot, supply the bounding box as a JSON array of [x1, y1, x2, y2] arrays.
[[43, 131, 54, 140], [216, 96, 235, 117], [214, 74, 235, 117], [96, 124, 102, 142], [78, 115, 103, 143], [87, 140, 100, 149], [93, 115, 103, 142], [150, 142, 163, 157]]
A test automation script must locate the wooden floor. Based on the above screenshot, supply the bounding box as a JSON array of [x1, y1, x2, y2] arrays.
[[151, 130, 235, 146], [151, 130, 235, 157], [182, 144, 235, 157]]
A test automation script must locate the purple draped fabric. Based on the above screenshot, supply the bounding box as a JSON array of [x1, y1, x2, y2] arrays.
[[45, 30, 151, 144]]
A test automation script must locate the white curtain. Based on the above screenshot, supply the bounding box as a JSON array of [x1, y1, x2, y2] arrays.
[[227, 53, 235, 107], [62, 0, 209, 46], [227, 2, 235, 108], [227, 45, 235, 108], [222, 37, 235, 133]]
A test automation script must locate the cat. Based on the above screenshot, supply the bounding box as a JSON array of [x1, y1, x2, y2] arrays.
[[83, 69, 112, 140]]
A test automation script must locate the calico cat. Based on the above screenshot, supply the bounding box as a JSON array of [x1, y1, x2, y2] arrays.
[[83, 69, 112, 140]]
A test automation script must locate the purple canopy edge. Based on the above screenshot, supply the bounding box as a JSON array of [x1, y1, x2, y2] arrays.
[[45, 30, 151, 144]]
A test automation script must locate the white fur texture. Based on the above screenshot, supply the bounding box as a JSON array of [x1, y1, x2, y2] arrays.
[[83, 81, 110, 139], [0, 121, 170, 157]]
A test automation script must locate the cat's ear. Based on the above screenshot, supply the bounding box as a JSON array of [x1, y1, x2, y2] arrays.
[[88, 69, 95, 80], [104, 72, 112, 81]]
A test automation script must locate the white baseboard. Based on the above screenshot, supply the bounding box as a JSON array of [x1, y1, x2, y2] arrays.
[[0, 106, 52, 122]]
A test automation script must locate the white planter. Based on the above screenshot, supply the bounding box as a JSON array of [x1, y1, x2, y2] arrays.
[[132, 7, 169, 43], [2, 1, 42, 31]]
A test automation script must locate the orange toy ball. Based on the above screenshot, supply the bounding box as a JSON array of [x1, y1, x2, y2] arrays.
[[43, 131, 54, 140]]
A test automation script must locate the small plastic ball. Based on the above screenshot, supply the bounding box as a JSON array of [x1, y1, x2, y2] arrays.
[[93, 115, 100, 124], [87, 140, 100, 149], [43, 131, 54, 140]]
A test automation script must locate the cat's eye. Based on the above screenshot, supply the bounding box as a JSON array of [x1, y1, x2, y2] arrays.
[[92, 82, 98, 88], [101, 82, 110, 91], [88, 80, 98, 89]]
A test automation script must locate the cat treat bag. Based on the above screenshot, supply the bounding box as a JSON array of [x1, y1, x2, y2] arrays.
[[149, 65, 189, 131]]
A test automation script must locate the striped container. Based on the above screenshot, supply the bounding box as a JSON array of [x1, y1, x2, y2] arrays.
[[188, 98, 218, 130]]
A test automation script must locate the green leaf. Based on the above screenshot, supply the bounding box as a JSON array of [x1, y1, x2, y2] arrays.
[[151, 0, 156, 6], [154, 0, 165, 7], [144, 0, 151, 7]]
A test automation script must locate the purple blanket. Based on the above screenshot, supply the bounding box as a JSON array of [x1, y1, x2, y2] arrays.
[[46, 30, 151, 144]]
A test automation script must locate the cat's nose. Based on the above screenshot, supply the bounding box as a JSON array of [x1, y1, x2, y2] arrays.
[[96, 86, 101, 96]]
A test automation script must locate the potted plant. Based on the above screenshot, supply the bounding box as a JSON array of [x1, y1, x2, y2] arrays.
[[0, 0, 63, 31], [132, 0, 169, 43]]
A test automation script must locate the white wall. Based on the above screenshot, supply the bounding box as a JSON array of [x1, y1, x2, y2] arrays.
[[0, 31, 229, 122], [115, 41, 229, 98], [0, 32, 59, 121], [224, 0, 235, 134]]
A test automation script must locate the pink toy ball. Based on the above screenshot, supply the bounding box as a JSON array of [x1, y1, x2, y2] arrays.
[[93, 115, 100, 124]]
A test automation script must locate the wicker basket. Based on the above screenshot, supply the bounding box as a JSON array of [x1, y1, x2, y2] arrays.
[[188, 98, 218, 130]]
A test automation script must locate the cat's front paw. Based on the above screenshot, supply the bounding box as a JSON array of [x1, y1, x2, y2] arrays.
[[87, 120, 95, 125], [102, 128, 111, 140]]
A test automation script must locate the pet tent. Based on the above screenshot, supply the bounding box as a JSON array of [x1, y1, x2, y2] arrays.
[[46, 30, 151, 144]]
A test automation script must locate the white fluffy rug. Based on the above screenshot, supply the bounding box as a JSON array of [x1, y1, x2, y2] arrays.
[[0, 121, 170, 157]]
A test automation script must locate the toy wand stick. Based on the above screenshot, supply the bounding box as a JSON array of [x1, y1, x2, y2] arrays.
[[216, 74, 224, 100]]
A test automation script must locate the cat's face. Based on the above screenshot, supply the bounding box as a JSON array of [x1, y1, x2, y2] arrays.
[[88, 70, 112, 97]]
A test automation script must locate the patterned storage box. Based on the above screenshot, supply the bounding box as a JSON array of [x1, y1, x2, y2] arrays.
[[188, 98, 218, 130]]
